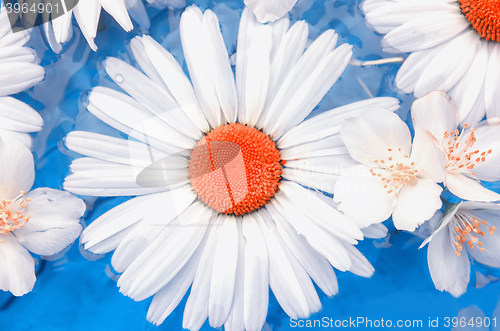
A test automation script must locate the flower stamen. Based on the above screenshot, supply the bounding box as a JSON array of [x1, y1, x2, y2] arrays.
[[370, 148, 418, 194], [451, 211, 496, 256], [0, 191, 31, 242], [444, 125, 493, 174]]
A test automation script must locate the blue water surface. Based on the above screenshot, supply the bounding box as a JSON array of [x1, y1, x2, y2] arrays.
[[2, 0, 500, 330]]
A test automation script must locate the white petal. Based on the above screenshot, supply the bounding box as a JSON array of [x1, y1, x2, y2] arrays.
[[282, 168, 338, 195], [81, 193, 164, 254], [73, 0, 101, 50], [427, 224, 470, 298], [334, 165, 396, 228], [104, 58, 200, 140], [419, 202, 462, 249], [65, 131, 179, 169], [136, 36, 209, 133], [279, 181, 363, 243], [0, 233, 35, 296], [209, 215, 238, 328], [268, 14, 290, 62], [99, 0, 134, 31], [283, 155, 359, 175], [395, 45, 443, 94], [409, 127, 446, 183], [340, 109, 411, 167], [256, 20, 308, 129], [269, 44, 353, 139], [268, 196, 352, 271], [261, 29, 338, 133], [269, 209, 338, 296], [413, 30, 479, 98], [203, 10, 239, 124], [411, 90, 459, 144], [448, 41, 489, 125], [64, 159, 179, 197], [342, 242, 374, 278], [0, 139, 34, 200], [485, 43, 500, 119], [381, 12, 470, 53], [180, 6, 222, 128], [243, 25, 272, 127], [224, 217, 245, 331], [446, 173, 500, 202], [110, 188, 197, 273], [12, 188, 84, 256], [244, 0, 298, 23], [0, 97, 43, 133], [117, 206, 212, 301], [87, 86, 195, 153], [0, 129, 32, 150], [236, 8, 262, 125], [280, 134, 348, 160], [146, 242, 202, 326], [364, 1, 460, 34], [183, 217, 221, 331], [241, 214, 269, 331], [361, 223, 388, 239], [278, 97, 400, 149], [0, 63, 45, 96], [255, 211, 321, 319], [392, 177, 443, 232]]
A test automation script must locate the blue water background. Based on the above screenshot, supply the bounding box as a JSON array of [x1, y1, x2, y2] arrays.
[[1, 0, 500, 330]]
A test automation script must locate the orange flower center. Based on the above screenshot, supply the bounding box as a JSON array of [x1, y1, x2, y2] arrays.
[[189, 123, 283, 215], [460, 0, 500, 41], [0, 191, 31, 244]]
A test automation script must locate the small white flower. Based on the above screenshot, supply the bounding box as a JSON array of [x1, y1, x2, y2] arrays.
[[334, 108, 445, 231], [43, 0, 186, 53], [411, 90, 500, 202], [0, 138, 85, 296], [421, 201, 500, 297], [61, 5, 400, 330], [362, 0, 500, 125], [244, 0, 298, 23]]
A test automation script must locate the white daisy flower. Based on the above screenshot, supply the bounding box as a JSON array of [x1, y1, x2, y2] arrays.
[[63, 6, 400, 330], [333, 108, 445, 231], [1, 1, 45, 95], [362, 0, 500, 125], [411, 90, 500, 202], [43, 0, 186, 53], [244, 0, 298, 23], [0, 138, 85, 296], [420, 201, 500, 297]]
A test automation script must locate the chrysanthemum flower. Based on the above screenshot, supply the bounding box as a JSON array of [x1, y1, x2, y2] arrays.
[[43, 0, 186, 53], [362, 0, 500, 125], [333, 108, 445, 231], [0, 138, 85, 296], [1, 1, 44, 95], [420, 201, 500, 297], [63, 6, 400, 330], [244, 0, 298, 23], [411, 91, 500, 202]]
